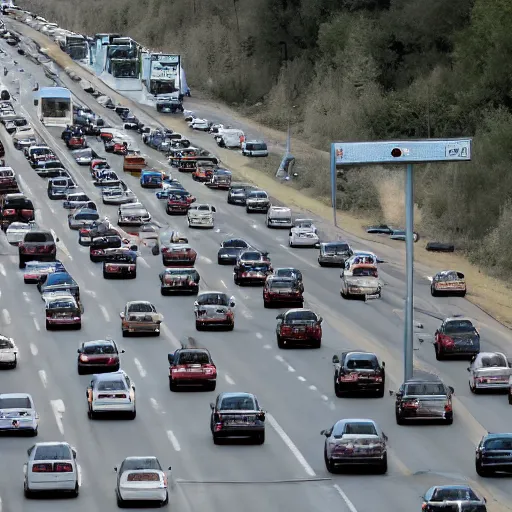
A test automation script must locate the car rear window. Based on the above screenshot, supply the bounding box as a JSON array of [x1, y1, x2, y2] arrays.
[[405, 383, 446, 395], [6, 198, 33, 209], [83, 344, 115, 355], [285, 311, 317, 323], [97, 380, 126, 391], [445, 320, 475, 334], [342, 422, 377, 436], [34, 444, 71, 461], [24, 232, 52, 243], [197, 293, 228, 306], [220, 396, 256, 410], [0, 396, 31, 409], [127, 472, 159, 482], [484, 438, 512, 450], [127, 303, 155, 313], [345, 355, 378, 370], [270, 280, 294, 289], [480, 354, 507, 368], [48, 300, 75, 309], [0, 339, 14, 349], [223, 240, 247, 248], [431, 488, 479, 502], [177, 352, 210, 365], [352, 267, 377, 277], [76, 213, 99, 221]]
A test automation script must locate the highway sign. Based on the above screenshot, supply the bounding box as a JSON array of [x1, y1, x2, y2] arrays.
[[333, 139, 472, 166]]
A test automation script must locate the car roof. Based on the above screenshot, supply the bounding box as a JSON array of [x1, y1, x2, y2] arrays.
[[198, 291, 227, 296], [335, 418, 376, 424], [123, 456, 159, 461], [0, 392, 32, 399], [219, 392, 255, 399], [444, 316, 473, 323], [285, 308, 313, 314], [32, 441, 70, 447], [179, 348, 211, 354], [126, 301, 153, 307], [163, 267, 195, 272], [344, 351, 376, 358], [404, 375, 444, 384], [94, 371, 127, 381], [83, 339, 115, 347]]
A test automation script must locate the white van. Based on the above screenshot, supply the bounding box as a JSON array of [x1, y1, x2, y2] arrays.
[[242, 140, 268, 157], [267, 206, 292, 228], [216, 129, 244, 149]]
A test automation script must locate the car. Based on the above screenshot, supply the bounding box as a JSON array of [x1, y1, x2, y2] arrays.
[[217, 238, 251, 265], [263, 276, 303, 308], [275, 309, 323, 349], [66, 134, 87, 149], [241, 140, 268, 157], [191, 160, 216, 182], [475, 433, 512, 476], [117, 202, 151, 226], [332, 351, 385, 397], [92, 169, 120, 187], [63, 192, 90, 210], [120, 301, 163, 337], [0, 331, 18, 368], [272, 267, 304, 292], [78, 219, 112, 246], [24, 442, 79, 497], [194, 292, 236, 331], [318, 241, 353, 266], [102, 182, 137, 205], [23, 260, 65, 284], [19, 230, 57, 268], [67, 207, 100, 230], [102, 248, 137, 279], [44, 293, 81, 330], [266, 206, 292, 228], [421, 485, 487, 512], [392, 376, 454, 425], [0, 166, 20, 194], [210, 392, 265, 444], [161, 243, 197, 267], [0, 392, 38, 433], [205, 168, 232, 190], [47, 176, 77, 200], [86, 371, 136, 419], [89, 233, 124, 261], [366, 224, 394, 234], [168, 348, 217, 391], [71, 148, 95, 165], [434, 317, 480, 360], [189, 118, 211, 131], [236, 249, 270, 266], [227, 183, 259, 205], [77, 339, 123, 375], [233, 258, 272, 286], [0, 193, 35, 230], [389, 229, 419, 242], [340, 264, 381, 299], [245, 190, 270, 213], [38, 271, 80, 305], [165, 189, 195, 214], [159, 267, 200, 295], [289, 226, 319, 247], [115, 456, 169, 507], [467, 352, 511, 394], [187, 203, 216, 228], [321, 418, 388, 474], [430, 270, 467, 297], [344, 251, 379, 268], [33, 159, 66, 178], [5, 222, 37, 246], [140, 169, 164, 188], [26, 145, 54, 165]]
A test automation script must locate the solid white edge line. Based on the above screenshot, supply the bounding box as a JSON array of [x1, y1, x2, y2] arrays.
[[33, 318, 40, 331], [167, 430, 181, 452], [266, 413, 316, 477], [333, 484, 358, 512]]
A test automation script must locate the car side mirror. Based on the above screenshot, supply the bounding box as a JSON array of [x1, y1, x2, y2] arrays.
[[212, 206, 216, 212], [56, 237, 60, 242], [194, 301, 199, 307], [320, 430, 331, 437], [230, 301, 235, 307], [77, 348, 81, 353], [448, 386, 454, 394], [318, 317, 323, 323], [340, 270, 344, 277], [276, 314, 283, 320], [209, 403, 215, 410], [168, 466, 172, 471], [467, 367, 471, 372], [483, 497, 487, 503], [130, 245, 138, 251], [72, 448, 77, 458], [152, 245, 160, 256], [33, 99, 38, 106], [168, 354, 174, 365], [435, 330, 439, 335], [382, 361, 386, 367], [119, 312, 124, 319], [114, 467, 117, 472], [120, 349, 125, 354], [332, 355, 340, 364]]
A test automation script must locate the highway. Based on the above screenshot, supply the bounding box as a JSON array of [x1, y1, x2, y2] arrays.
[[1, 24, 512, 512]]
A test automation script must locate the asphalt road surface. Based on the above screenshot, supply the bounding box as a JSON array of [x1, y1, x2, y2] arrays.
[[0, 27, 512, 512]]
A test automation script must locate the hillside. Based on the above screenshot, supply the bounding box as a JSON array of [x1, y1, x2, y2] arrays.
[[18, 0, 512, 278]]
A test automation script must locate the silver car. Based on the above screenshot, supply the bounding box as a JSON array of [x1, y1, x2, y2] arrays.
[[102, 182, 137, 205], [63, 192, 90, 210], [321, 418, 387, 474], [24, 442, 79, 497], [0, 335, 18, 368], [194, 291, 235, 331], [86, 371, 136, 419], [115, 456, 170, 507], [245, 190, 270, 213], [68, 208, 100, 229], [468, 352, 512, 393], [5, 221, 36, 245], [0, 393, 38, 434], [117, 202, 151, 226]]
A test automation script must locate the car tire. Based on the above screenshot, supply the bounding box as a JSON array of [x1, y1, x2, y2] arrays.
[[277, 335, 285, 349], [334, 381, 344, 398], [75, 323, 82, 330], [313, 339, 322, 349], [444, 415, 453, 425], [195, 321, 203, 331], [154, 330, 160, 337], [263, 300, 270, 308], [508, 393, 512, 405], [161, 492, 169, 506], [18, 256, 25, 269], [255, 432, 265, 445], [128, 409, 136, 420], [206, 381, 216, 391], [435, 345, 443, 361], [131, 271, 137, 279], [113, 364, 120, 372], [117, 494, 125, 508], [469, 381, 478, 394], [476, 461, 492, 477], [169, 378, 178, 392], [459, 290, 467, 298], [88, 407, 95, 420], [45, 321, 51, 331], [24, 481, 32, 498], [377, 455, 388, 474], [122, 330, 128, 338], [103, 271, 110, 279], [29, 427, 38, 437], [161, 287, 168, 296], [72, 482, 79, 498], [289, 239, 293, 247], [395, 411, 405, 425], [431, 286, 437, 297], [226, 322, 234, 331], [318, 261, 325, 267], [78, 365, 85, 375], [376, 385, 385, 398], [324, 450, 336, 474]]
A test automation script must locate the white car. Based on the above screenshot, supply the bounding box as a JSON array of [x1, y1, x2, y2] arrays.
[[115, 456, 170, 507], [0, 334, 18, 368], [289, 227, 320, 247], [0, 393, 38, 434], [293, 218, 318, 233], [187, 203, 216, 228], [86, 371, 136, 419], [266, 206, 292, 228], [189, 118, 210, 131], [5, 221, 36, 245], [117, 202, 151, 226], [468, 352, 512, 393], [24, 442, 79, 497]]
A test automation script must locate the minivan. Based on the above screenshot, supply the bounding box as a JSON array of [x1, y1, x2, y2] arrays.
[[242, 140, 268, 157]]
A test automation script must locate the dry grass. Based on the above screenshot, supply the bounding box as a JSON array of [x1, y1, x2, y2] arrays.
[[15, 16, 512, 329]]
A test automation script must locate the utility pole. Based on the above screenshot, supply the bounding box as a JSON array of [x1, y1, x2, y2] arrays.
[[233, 0, 242, 94]]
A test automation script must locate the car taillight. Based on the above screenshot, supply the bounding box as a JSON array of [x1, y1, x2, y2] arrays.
[[444, 402, 452, 412], [32, 463, 52, 472], [173, 365, 187, 373], [18, 242, 24, 248], [339, 373, 357, 382], [4, 209, 16, 215], [281, 325, 292, 335], [204, 365, 216, 374], [55, 463, 73, 472], [422, 504, 427, 511], [79, 229, 89, 234], [440, 334, 454, 347], [242, 272, 248, 277], [403, 400, 419, 409], [79, 354, 89, 362]]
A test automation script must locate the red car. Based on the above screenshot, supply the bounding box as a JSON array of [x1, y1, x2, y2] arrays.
[[168, 348, 217, 391], [263, 276, 304, 308], [166, 191, 195, 214], [113, 142, 128, 155], [66, 136, 86, 149], [77, 339, 124, 375], [19, 230, 57, 268], [275, 308, 323, 349], [161, 244, 197, 267], [90, 158, 109, 172], [1, 193, 34, 230]]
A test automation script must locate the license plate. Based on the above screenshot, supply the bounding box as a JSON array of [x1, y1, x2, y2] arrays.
[[293, 328, 305, 333]]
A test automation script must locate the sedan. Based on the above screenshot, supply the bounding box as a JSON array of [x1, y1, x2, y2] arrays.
[[68, 208, 100, 230], [434, 317, 480, 360], [217, 238, 251, 265], [321, 418, 388, 474], [86, 371, 136, 419], [275, 308, 322, 349], [421, 485, 487, 512], [77, 339, 124, 375], [120, 301, 163, 337]]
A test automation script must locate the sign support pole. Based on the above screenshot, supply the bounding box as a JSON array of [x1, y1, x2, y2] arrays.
[[404, 163, 414, 381], [330, 144, 337, 227]]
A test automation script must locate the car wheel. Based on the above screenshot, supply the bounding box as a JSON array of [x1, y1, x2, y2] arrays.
[[88, 407, 95, 420], [431, 286, 437, 297], [122, 330, 128, 338], [313, 339, 322, 349], [131, 271, 137, 279], [255, 432, 265, 445], [18, 257, 25, 269], [508, 393, 512, 405], [154, 330, 160, 337], [45, 321, 51, 331], [169, 378, 178, 392], [469, 381, 478, 394], [206, 381, 216, 391], [324, 450, 336, 474], [444, 415, 453, 425], [395, 410, 405, 425], [75, 323, 82, 330], [212, 433, 220, 444], [77, 365, 85, 375], [195, 321, 203, 331], [334, 381, 344, 398], [459, 290, 467, 298], [117, 494, 125, 508], [72, 482, 79, 498], [226, 322, 234, 331], [103, 271, 110, 279], [277, 335, 285, 349], [289, 239, 293, 247], [161, 287, 168, 296], [29, 426, 38, 437], [435, 344, 443, 361], [128, 409, 136, 420], [24, 481, 32, 498], [377, 454, 388, 474], [476, 460, 492, 477], [318, 261, 325, 267]]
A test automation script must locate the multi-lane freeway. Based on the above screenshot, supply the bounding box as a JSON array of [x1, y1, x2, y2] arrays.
[[0, 20, 512, 512]]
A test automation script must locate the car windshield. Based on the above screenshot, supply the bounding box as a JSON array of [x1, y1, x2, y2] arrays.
[[0, 396, 31, 408], [431, 488, 479, 502], [275, 268, 301, 279], [220, 396, 256, 410], [24, 233, 52, 243], [352, 267, 378, 277], [34, 444, 72, 460], [197, 294, 228, 306], [346, 355, 378, 370], [285, 311, 317, 323], [445, 320, 475, 334], [83, 344, 116, 355], [122, 458, 162, 472], [0, 338, 14, 349], [324, 243, 349, 254], [128, 303, 155, 313], [405, 383, 446, 395], [177, 352, 210, 365], [97, 380, 126, 391], [480, 354, 507, 368], [223, 240, 247, 249]]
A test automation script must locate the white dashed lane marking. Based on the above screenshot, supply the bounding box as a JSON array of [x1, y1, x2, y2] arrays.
[[99, 305, 110, 322], [309, 385, 317, 391], [333, 484, 359, 512], [167, 430, 181, 452], [38, 369, 47, 388], [256, 332, 263, 339], [224, 374, 235, 385], [23, 292, 31, 303], [0, 263, 6, 277], [297, 376, 306, 382], [133, 358, 147, 378], [2, 309, 10, 325], [30, 343, 38, 356], [50, 399, 66, 435], [33, 318, 40, 331]]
